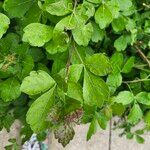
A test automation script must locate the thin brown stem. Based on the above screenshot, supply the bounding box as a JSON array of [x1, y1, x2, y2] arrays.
[[135, 45, 150, 68], [108, 119, 112, 150]]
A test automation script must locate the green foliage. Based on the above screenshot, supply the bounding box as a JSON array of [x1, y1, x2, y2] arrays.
[[0, 0, 150, 147]]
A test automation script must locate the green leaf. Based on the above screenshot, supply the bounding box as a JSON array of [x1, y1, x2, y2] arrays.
[[83, 69, 109, 107], [87, 118, 98, 141], [95, 4, 113, 29], [0, 78, 21, 102], [114, 91, 134, 105], [45, 0, 73, 16], [26, 86, 55, 132], [2, 114, 15, 132], [114, 35, 131, 51], [112, 16, 126, 32], [128, 103, 143, 124], [67, 82, 83, 103], [135, 92, 150, 105], [0, 13, 10, 39], [117, 0, 132, 11], [122, 57, 135, 73], [91, 22, 105, 42], [144, 111, 150, 126], [20, 70, 55, 95], [72, 22, 93, 46], [68, 64, 83, 83], [23, 23, 53, 47], [106, 73, 122, 95], [85, 53, 111, 76], [95, 112, 107, 129], [110, 52, 124, 73], [86, 0, 101, 4], [135, 135, 145, 144], [111, 103, 125, 116], [107, 0, 120, 19], [3, 0, 33, 18]]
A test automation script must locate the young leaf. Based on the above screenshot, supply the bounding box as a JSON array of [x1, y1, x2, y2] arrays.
[[128, 103, 143, 124], [0, 13, 10, 39], [95, 4, 113, 29], [114, 91, 134, 105], [83, 69, 109, 107], [85, 53, 111, 76], [23, 23, 53, 47], [20, 70, 55, 95], [87, 118, 98, 141], [135, 92, 150, 105], [3, 0, 33, 18], [72, 22, 93, 46], [0, 78, 21, 102], [26, 86, 55, 132]]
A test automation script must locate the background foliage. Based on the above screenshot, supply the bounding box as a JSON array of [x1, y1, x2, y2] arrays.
[[0, 0, 150, 148]]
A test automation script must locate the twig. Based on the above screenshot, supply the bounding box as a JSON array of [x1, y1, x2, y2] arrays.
[[134, 45, 150, 68], [123, 78, 150, 84], [108, 119, 112, 150]]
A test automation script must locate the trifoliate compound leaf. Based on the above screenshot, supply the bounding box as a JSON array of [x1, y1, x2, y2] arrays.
[[122, 56, 135, 73], [85, 53, 111, 76], [0, 78, 21, 102], [72, 22, 93, 46], [3, 0, 33, 18], [23, 23, 53, 47], [95, 4, 113, 29], [26, 87, 55, 132], [0, 13, 10, 39], [20, 70, 55, 95], [135, 92, 150, 105], [114, 91, 134, 105], [46, 0, 73, 16], [83, 70, 109, 107], [128, 103, 143, 124]]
